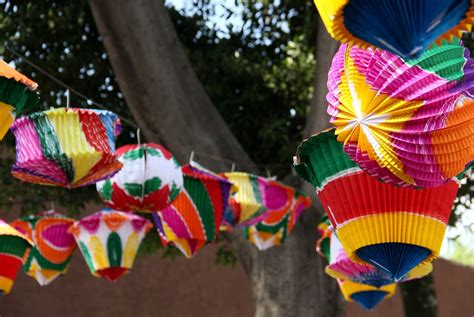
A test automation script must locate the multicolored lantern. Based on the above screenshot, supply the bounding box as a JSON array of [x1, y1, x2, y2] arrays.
[[327, 40, 474, 188], [316, 215, 331, 260], [0, 60, 39, 139], [338, 279, 396, 311], [153, 163, 235, 258], [97, 143, 183, 212], [326, 230, 433, 287], [314, 0, 474, 58], [10, 212, 76, 286], [68, 210, 152, 282], [11, 107, 123, 188], [244, 190, 311, 251], [0, 220, 33, 295], [294, 129, 458, 280]]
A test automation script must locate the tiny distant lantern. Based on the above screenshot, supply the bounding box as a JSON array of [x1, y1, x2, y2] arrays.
[[326, 40, 474, 188], [0, 60, 39, 139], [11, 107, 122, 188], [97, 143, 183, 212], [10, 212, 76, 286], [0, 220, 33, 295], [69, 209, 152, 282], [153, 163, 235, 258], [294, 129, 457, 280], [314, 0, 474, 59], [244, 189, 311, 251], [338, 279, 396, 311]]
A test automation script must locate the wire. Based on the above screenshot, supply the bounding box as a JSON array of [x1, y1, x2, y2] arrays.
[[3, 44, 292, 171]]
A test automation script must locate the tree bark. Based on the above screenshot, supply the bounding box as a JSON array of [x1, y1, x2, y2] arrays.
[[89, 1, 343, 316], [401, 275, 439, 317]]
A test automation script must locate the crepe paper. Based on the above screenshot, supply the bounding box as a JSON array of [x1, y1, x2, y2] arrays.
[[314, 0, 474, 59], [243, 190, 311, 251], [326, 232, 433, 287], [338, 279, 396, 311], [0, 60, 39, 140], [327, 41, 474, 188], [97, 143, 183, 213], [68, 210, 152, 282], [294, 129, 458, 279], [153, 163, 235, 258], [0, 220, 33, 295], [11, 107, 123, 188], [10, 212, 76, 286], [221, 172, 306, 228], [316, 214, 332, 260]]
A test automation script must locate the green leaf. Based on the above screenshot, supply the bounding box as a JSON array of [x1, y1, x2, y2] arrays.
[[124, 183, 143, 197], [122, 148, 145, 160], [143, 177, 162, 195], [99, 180, 113, 201]]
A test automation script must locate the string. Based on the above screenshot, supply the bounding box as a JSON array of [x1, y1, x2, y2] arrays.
[[3, 44, 291, 170]]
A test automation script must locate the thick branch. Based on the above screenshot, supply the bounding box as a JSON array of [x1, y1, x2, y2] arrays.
[[88, 0, 257, 173]]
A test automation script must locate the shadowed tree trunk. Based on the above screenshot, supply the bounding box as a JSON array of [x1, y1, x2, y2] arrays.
[[88, 1, 345, 316]]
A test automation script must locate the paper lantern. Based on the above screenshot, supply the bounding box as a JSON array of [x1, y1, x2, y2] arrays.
[[68, 210, 152, 282], [316, 215, 331, 260], [11, 107, 123, 188], [0, 60, 39, 140], [221, 172, 304, 228], [244, 189, 311, 251], [326, 231, 432, 287], [338, 279, 396, 311], [153, 163, 235, 258], [294, 129, 458, 280], [314, 0, 474, 59], [327, 41, 474, 188], [10, 212, 76, 286], [97, 143, 183, 212], [0, 220, 33, 295]]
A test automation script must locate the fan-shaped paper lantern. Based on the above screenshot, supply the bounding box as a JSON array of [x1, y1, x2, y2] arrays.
[[327, 41, 474, 188], [10, 212, 76, 286], [68, 210, 152, 282], [338, 279, 396, 311], [0, 220, 33, 295], [0, 60, 39, 140], [244, 190, 311, 250], [294, 129, 458, 279], [326, 231, 433, 287], [97, 143, 183, 212], [11, 107, 123, 188], [153, 163, 235, 258], [314, 0, 474, 59]]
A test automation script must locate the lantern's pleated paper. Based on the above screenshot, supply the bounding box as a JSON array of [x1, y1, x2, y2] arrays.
[[294, 129, 457, 278], [68, 210, 152, 282], [338, 279, 396, 311], [326, 232, 432, 287], [316, 215, 331, 260], [244, 189, 311, 251], [97, 143, 183, 212], [10, 212, 76, 286], [314, 0, 474, 59], [0, 60, 39, 140], [0, 220, 33, 295], [153, 163, 235, 258], [11, 108, 123, 188], [327, 41, 474, 188]]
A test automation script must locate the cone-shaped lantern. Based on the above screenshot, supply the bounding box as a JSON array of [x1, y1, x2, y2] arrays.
[[0, 220, 33, 295], [10, 211, 76, 286], [314, 0, 474, 59], [97, 143, 183, 212], [11, 107, 122, 188], [153, 163, 235, 258], [294, 129, 458, 279], [69, 210, 152, 282], [338, 279, 396, 311], [0, 60, 39, 139]]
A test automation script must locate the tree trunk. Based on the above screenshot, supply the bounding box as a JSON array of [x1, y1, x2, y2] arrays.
[[401, 275, 438, 317], [88, 1, 340, 316]]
